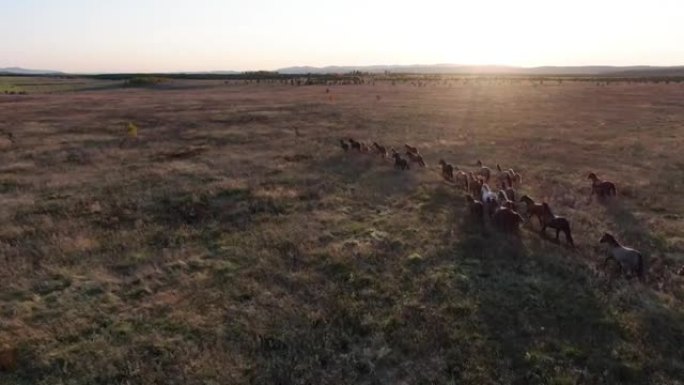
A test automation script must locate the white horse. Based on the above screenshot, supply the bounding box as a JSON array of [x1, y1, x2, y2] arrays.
[[600, 233, 644, 280], [481, 183, 499, 216]]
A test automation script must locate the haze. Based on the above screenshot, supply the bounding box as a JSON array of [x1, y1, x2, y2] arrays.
[[2, 0, 684, 73]]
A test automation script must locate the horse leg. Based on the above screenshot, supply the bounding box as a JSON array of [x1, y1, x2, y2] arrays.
[[555, 228, 561, 242]]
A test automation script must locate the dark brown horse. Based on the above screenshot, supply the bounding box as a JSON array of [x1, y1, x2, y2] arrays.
[[588, 173, 617, 200], [465, 194, 484, 225], [492, 207, 525, 234], [393, 153, 410, 170], [540, 203, 574, 247], [348, 138, 361, 151], [0, 346, 17, 372], [438, 159, 454, 181]]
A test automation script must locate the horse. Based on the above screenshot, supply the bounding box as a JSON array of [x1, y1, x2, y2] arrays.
[[393, 153, 410, 170], [467, 172, 482, 197], [371, 142, 388, 157], [519, 195, 546, 228], [496, 164, 513, 188], [497, 190, 517, 211], [600, 233, 644, 281], [339, 139, 350, 152], [540, 203, 574, 246], [507, 169, 522, 187], [405, 144, 419, 154], [453, 167, 469, 191], [438, 159, 454, 181], [588, 173, 617, 201], [406, 151, 426, 167], [496, 164, 522, 187], [348, 138, 361, 151], [481, 184, 499, 217], [476, 160, 491, 182], [0, 346, 17, 372], [465, 194, 484, 225], [501, 187, 515, 202], [492, 206, 525, 234]]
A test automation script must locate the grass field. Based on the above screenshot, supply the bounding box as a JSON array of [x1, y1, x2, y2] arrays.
[[0, 76, 121, 94], [1, 78, 683, 384]]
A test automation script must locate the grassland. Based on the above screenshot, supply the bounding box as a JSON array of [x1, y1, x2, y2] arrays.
[[1, 78, 683, 384]]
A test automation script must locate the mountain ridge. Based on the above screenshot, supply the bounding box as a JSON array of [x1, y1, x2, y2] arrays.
[[3, 65, 684, 76]]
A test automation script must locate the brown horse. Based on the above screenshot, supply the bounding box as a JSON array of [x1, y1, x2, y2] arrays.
[[588, 173, 617, 200], [498, 165, 522, 188], [453, 168, 469, 191], [496, 164, 513, 188], [540, 203, 574, 246], [406, 151, 426, 167], [476, 160, 491, 182], [372, 142, 388, 157], [519, 195, 546, 228], [405, 144, 419, 154], [438, 159, 454, 181], [468, 173, 483, 197]]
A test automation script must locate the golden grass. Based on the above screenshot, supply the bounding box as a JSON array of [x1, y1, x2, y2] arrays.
[[0, 78, 683, 384]]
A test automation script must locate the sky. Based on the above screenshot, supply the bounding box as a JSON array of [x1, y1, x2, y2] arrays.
[[2, 0, 684, 73]]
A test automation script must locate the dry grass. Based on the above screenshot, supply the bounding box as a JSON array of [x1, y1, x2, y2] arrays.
[[1, 78, 683, 384]]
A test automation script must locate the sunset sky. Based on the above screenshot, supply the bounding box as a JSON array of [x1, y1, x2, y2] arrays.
[[2, 0, 683, 73]]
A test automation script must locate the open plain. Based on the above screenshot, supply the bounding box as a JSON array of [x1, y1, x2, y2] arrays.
[[1, 77, 683, 384]]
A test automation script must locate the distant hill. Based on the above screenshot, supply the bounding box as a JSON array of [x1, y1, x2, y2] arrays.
[[277, 64, 519, 75], [4, 64, 683, 77], [277, 64, 684, 76], [604, 66, 684, 77], [0, 67, 63, 75]]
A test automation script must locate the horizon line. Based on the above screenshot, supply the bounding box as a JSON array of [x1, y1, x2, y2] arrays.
[[3, 62, 684, 75]]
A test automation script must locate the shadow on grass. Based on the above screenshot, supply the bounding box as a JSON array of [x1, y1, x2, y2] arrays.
[[311, 153, 421, 202], [445, 232, 643, 384], [603, 200, 668, 253]]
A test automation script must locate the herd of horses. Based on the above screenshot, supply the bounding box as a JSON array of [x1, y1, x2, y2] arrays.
[[339, 137, 646, 281]]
